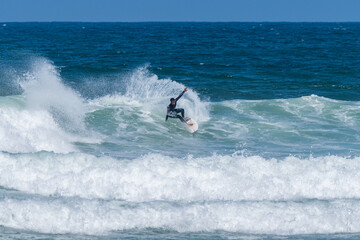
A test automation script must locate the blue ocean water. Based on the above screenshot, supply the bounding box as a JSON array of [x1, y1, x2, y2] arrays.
[[0, 22, 360, 239]]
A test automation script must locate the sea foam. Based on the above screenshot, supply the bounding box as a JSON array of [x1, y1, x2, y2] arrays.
[[0, 106, 75, 153], [1, 192, 360, 235], [1, 151, 360, 202]]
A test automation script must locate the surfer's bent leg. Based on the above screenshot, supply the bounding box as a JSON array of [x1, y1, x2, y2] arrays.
[[175, 108, 185, 118], [167, 110, 186, 123], [177, 115, 186, 123]]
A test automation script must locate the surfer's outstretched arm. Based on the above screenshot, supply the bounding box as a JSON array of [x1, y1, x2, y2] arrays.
[[175, 87, 187, 101]]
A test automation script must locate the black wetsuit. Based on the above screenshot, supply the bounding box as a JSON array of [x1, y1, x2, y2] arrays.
[[166, 90, 186, 122]]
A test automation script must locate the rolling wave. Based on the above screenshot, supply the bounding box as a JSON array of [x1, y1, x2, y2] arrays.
[[0, 59, 359, 157], [1, 152, 360, 202], [1, 151, 360, 235], [1, 58, 360, 236], [1, 195, 360, 235]]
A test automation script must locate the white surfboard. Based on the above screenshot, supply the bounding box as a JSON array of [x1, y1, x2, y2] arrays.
[[184, 117, 198, 133]]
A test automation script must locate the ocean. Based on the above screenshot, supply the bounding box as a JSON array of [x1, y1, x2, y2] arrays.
[[0, 22, 360, 239]]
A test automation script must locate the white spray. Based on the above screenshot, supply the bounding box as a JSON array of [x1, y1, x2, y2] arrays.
[[124, 65, 209, 122], [20, 58, 86, 133]]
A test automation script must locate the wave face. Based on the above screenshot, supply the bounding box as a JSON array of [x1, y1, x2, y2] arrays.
[[1, 22, 360, 239]]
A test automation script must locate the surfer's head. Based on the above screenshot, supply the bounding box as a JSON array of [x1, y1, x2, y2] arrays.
[[170, 98, 175, 103]]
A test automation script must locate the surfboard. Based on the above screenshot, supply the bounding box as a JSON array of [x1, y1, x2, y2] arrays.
[[184, 117, 198, 133]]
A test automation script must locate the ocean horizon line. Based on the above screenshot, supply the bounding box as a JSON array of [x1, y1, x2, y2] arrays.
[[1, 20, 360, 24]]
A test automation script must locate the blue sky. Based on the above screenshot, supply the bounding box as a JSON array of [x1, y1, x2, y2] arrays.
[[1, 0, 360, 22]]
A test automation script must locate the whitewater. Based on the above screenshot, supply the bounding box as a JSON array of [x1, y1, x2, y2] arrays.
[[0, 57, 359, 238], [1, 22, 360, 239]]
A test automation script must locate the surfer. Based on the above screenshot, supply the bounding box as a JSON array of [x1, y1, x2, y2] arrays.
[[166, 87, 187, 123]]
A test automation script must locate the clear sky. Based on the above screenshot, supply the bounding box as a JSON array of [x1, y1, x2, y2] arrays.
[[1, 0, 360, 22]]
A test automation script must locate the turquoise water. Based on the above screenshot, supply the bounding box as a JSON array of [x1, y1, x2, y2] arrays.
[[0, 22, 360, 239]]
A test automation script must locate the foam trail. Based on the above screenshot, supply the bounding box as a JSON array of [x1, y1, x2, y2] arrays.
[[2, 152, 360, 202]]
